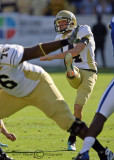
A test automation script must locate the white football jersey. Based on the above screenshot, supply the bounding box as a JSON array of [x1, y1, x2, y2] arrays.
[[0, 44, 45, 97], [56, 25, 97, 71]]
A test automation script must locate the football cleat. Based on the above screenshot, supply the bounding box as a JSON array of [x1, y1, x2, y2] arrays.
[[5, 155, 14, 160], [0, 142, 8, 147], [0, 154, 14, 160], [0, 147, 14, 160], [64, 53, 75, 78], [73, 151, 89, 160], [98, 147, 114, 160], [67, 141, 76, 151]]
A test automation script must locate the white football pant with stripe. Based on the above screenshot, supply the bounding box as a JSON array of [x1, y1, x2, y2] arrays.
[[96, 78, 114, 118]]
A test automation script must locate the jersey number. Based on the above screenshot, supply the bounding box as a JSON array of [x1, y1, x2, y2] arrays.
[[68, 45, 82, 63], [1, 47, 9, 59], [74, 55, 82, 63], [0, 75, 17, 89]]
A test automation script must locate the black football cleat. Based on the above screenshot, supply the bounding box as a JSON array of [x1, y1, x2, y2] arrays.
[[73, 151, 89, 160], [98, 147, 114, 160]]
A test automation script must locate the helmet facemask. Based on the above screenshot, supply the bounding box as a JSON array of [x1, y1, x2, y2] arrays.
[[54, 10, 77, 34]]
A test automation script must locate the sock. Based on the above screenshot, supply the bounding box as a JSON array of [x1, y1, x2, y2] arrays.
[[92, 139, 105, 153], [0, 147, 4, 154], [68, 135, 76, 144], [80, 137, 95, 154]]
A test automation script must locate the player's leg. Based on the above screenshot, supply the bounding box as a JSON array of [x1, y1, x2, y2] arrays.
[[74, 78, 114, 160], [68, 69, 97, 150], [0, 94, 27, 159], [29, 70, 108, 158], [0, 90, 28, 119], [64, 53, 82, 150], [67, 117, 107, 159], [29, 71, 75, 131], [74, 69, 97, 118], [65, 66, 82, 150], [84, 78, 114, 144]]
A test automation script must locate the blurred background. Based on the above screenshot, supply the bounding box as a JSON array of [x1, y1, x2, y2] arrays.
[[0, 0, 114, 70]]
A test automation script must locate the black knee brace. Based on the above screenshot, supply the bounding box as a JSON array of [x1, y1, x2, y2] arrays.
[[67, 118, 86, 136]]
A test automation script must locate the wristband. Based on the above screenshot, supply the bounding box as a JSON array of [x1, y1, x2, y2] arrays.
[[39, 43, 46, 56]]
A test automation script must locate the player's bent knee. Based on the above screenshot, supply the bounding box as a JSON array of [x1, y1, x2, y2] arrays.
[[67, 118, 86, 136], [51, 114, 75, 131], [48, 100, 75, 131]]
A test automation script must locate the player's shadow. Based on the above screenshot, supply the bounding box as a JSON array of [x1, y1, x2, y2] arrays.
[[6, 149, 73, 153], [44, 149, 71, 152]]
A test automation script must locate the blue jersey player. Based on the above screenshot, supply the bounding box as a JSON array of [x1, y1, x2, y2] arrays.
[[110, 17, 114, 55], [74, 17, 114, 160]]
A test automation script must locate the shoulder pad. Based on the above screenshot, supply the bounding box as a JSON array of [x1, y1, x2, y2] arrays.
[[0, 44, 23, 66], [78, 25, 93, 39]]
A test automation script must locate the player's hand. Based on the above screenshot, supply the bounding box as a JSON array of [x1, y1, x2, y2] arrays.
[[67, 25, 80, 45], [40, 55, 54, 61], [5, 133, 16, 141]]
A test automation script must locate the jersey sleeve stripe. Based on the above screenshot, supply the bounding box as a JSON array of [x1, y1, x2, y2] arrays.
[[13, 50, 17, 65], [10, 49, 15, 65], [97, 79, 114, 112]]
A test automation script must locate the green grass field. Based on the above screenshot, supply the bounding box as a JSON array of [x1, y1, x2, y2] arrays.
[[1, 71, 114, 160]]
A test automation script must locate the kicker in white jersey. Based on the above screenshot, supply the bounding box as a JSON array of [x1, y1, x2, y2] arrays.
[[56, 25, 97, 71], [0, 44, 45, 97]]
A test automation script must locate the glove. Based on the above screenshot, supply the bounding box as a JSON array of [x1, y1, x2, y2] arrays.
[[67, 25, 80, 45]]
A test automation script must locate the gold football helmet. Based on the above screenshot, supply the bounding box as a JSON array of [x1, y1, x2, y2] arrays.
[[54, 10, 77, 34]]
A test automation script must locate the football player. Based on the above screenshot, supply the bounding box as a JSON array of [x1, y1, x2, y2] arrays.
[[0, 30, 94, 160], [40, 10, 97, 151], [40, 10, 114, 160], [74, 17, 114, 160]]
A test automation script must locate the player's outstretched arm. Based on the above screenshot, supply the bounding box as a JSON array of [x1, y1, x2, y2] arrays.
[[40, 42, 86, 61], [21, 40, 65, 62], [20, 27, 79, 63], [0, 120, 16, 141]]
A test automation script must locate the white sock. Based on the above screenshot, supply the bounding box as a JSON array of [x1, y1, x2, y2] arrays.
[[80, 137, 95, 154]]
